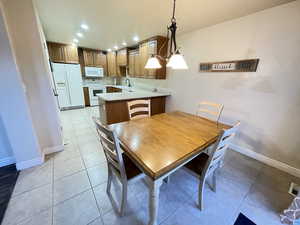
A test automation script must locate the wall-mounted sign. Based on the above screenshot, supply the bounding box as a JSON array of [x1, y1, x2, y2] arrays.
[[200, 59, 259, 72]]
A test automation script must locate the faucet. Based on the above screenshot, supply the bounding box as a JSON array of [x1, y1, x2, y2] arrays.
[[125, 78, 132, 87]]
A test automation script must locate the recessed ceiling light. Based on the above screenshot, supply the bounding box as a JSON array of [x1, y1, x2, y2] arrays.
[[81, 24, 89, 30], [133, 36, 139, 42], [114, 46, 118, 50], [73, 38, 79, 43], [122, 42, 127, 46], [76, 32, 83, 38], [107, 48, 112, 52]]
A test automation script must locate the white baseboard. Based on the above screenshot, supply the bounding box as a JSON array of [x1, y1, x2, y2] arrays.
[[230, 143, 300, 178], [43, 145, 64, 155], [16, 154, 45, 171], [0, 157, 15, 167]]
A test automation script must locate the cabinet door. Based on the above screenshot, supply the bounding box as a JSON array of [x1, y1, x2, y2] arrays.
[[94, 52, 107, 75], [66, 64, 84, 107], [52, 63, 70, 109], [139, 42, 149, 77], [128, 50, 136, 77], [107, 52, 117, 76], [64, 45, 79, 64], [117, 49, 127, 66], [146, 40, 157, 78], [83, 50, 95, 66], [93, 51, 102, 67], [134, 52, 141, 77], [48, 43, 65, 63]]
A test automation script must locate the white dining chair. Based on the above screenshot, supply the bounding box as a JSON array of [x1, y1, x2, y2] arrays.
[[127, 99, 151, 120], [196, 101, 224, 126], [197, 101, 224, 155], [93, 117, 144, 216], [184, 121, 240, 210]]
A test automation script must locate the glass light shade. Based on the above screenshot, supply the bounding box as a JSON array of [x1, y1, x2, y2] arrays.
[[145, 56, 162, 69], [166, 53, 188, 70]]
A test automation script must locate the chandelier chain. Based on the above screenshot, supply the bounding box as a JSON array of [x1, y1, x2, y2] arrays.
[[171, 0, 176, 22]]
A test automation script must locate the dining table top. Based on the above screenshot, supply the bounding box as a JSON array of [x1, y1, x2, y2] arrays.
[[109, 111, 231, 180]]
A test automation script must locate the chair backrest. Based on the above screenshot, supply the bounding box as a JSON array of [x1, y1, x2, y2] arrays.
[[196, 101, 224, 125], [127, 99, 151, 120], [93, 117, 127, 179], [201, 121, 240, 179]]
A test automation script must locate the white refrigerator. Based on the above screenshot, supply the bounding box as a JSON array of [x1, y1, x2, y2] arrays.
[[52, 63, 84, 110]]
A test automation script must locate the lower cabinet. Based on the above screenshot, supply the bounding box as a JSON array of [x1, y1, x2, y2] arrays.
[[99, 96, 166, 125]]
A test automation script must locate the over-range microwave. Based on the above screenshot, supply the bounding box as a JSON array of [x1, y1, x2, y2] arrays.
[[85, 66, 104, 78]]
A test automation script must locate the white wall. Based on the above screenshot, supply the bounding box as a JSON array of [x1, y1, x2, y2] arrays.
[[165, 0, 300, 169], [2, 0, 63, 154], [0, 4, 43, 169], [0, 116, 14, 166]]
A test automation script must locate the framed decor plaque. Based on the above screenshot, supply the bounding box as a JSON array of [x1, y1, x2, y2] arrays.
[[199, 59, 259, 72]]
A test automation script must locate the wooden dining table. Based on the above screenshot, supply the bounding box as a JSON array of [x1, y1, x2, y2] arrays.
[[109, 111, 230, 225]]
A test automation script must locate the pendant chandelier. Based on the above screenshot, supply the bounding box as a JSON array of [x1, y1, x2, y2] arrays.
[[145, 0, 188, 70]]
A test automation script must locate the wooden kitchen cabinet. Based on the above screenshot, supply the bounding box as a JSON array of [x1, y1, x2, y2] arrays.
[[99, 96, 167, 125], [79, 48, 108, 76], [82, 49, 106, 67], [94, 51, 107, 75], [82, 50, 95, 66], [139, 41, 150, 76], [64, 45, 79, 64], [127, 36, 168, 79], [47, 42, 65, 63], [107, 52, 117, 76], [128, 49, 141, 77], [94, 51, 106, 67], [117, 49, 127, 66], [47, 42, 79, 64]]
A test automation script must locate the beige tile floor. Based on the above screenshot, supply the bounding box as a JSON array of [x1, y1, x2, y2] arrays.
[[2, 107, 300, 225]]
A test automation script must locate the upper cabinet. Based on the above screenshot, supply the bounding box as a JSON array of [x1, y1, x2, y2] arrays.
[[107, 52, 117, 76], [128, 36, 168, 79], [81, 49, 107, 68], [116, 49, 127, 66], [94, 51, 107, 68], [47, 35, 167, 79], [82, 49, 95, 67], [47, 42, 79, 64], [78, 48, 107, 76]]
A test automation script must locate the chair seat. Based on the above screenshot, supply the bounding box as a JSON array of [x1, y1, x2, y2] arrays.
[[184, 153, 209, 176], [122, 154, 142, 180]]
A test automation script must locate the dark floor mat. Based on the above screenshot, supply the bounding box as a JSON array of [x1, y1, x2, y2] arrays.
[[234, 213, 256, 225], [0, 164, 19, 224]]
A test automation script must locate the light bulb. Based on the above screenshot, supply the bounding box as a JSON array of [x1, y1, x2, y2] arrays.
[[166, 51, 188, 70], [145, 55, 162, 69]]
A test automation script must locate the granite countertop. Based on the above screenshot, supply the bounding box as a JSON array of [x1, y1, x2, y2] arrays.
[[97, 85, 171, 102]]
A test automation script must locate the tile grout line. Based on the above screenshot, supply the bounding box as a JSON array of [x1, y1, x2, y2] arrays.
[[230, 163, 264, 222], [76, 119, 106, 225]]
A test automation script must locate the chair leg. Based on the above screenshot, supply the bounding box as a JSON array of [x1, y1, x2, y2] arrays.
[[198, 179, 205, 211], [120, 182, 128, 216], [106, 166, 112, 195]]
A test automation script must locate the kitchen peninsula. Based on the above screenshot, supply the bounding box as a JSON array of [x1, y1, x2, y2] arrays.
[[97, 85, 170, 125]]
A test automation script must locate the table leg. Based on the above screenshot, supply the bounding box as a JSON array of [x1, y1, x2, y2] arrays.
[[146, 177, 162, 225]]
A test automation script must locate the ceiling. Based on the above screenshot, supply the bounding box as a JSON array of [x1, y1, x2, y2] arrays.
[[35, 0, 294, 50]]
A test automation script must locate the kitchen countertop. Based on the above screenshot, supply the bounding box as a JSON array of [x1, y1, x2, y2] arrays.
[[97, 85, 171, 102]]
